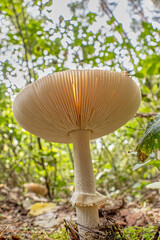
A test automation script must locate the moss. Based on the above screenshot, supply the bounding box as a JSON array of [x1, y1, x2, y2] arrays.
[[121, 225, 159, 240], [15, 227, 69, 240], [51, 227, 69, 240]]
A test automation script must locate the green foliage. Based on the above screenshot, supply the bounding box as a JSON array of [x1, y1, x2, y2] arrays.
[[0, 83, 73, 197], [134, 115, 160, 189], [133, 159, 160, 171], [137, 114, 160, 160], [0, 0, 160, 200]]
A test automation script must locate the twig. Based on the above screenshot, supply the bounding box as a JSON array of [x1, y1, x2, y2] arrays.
[[125, 126, 144, 131], [152, 226, 160, 240], [64, 219, 82, 239], [113, 224, 128, 240], [135, 113, 157, 118], [0, 226, 9, 237], [76, 222, 107, 239]]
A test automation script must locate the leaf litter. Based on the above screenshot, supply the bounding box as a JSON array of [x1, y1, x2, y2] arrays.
[[0, 184, 160, 239]]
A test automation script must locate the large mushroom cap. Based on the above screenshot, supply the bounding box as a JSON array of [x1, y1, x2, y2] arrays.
[[13, 69, 141, 143]]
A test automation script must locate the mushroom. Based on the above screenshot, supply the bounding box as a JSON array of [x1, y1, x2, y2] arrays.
[[24, 183, 48, 196], [13, 69, 141, 234]]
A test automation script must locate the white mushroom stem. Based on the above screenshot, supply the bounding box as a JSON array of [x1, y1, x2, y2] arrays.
[[69, 130, 99, 229]]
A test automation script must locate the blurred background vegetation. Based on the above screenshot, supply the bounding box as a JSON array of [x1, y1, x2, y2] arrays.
[[0, 0, 160, 201]]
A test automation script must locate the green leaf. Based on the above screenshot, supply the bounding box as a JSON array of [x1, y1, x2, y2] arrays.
[[133, 159, 160, 171], [134, 72, 144, 78], [133, 160, 151, 170], [107, 16, 115, 25], [147, 159, 160, 170], [44, 0, 52, 7], [114, 24, 123, 33], [86, 12, 97, 24], [146, 182, 160, 189], [137, 114, 160, 160]]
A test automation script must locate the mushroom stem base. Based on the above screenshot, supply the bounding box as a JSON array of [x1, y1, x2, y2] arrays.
[[76, 205, 99, 237]]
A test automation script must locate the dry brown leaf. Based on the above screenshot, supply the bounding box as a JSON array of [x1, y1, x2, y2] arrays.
[[12, 235, 21, 240], [0, 237, 6, 240]]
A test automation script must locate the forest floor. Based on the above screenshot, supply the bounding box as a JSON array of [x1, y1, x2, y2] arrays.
[[0, 184, 160, 240]]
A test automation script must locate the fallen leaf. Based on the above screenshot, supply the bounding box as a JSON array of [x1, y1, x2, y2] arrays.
[[34, 212, 59, 228], [126, 212, 144, 226], [0, 237, 6, 240], [28, 202, 56, 216], [12, 235, 21, 240], [146, 182, 160, 189]]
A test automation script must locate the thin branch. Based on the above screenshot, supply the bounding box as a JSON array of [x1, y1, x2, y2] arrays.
[[128, 0, 148, 22], [100, 0, 131, 42], [125, 126, 144, 131], [135, 113, 157, 118], [20, 0, 32, 56], [20, 0, 37, 81], [10, 0, 32, 84], [100, 0, 136, 65], [152, 0, 160, 11]]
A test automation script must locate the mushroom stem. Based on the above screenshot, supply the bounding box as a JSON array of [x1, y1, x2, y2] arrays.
[[70, 130, 99, 230]]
